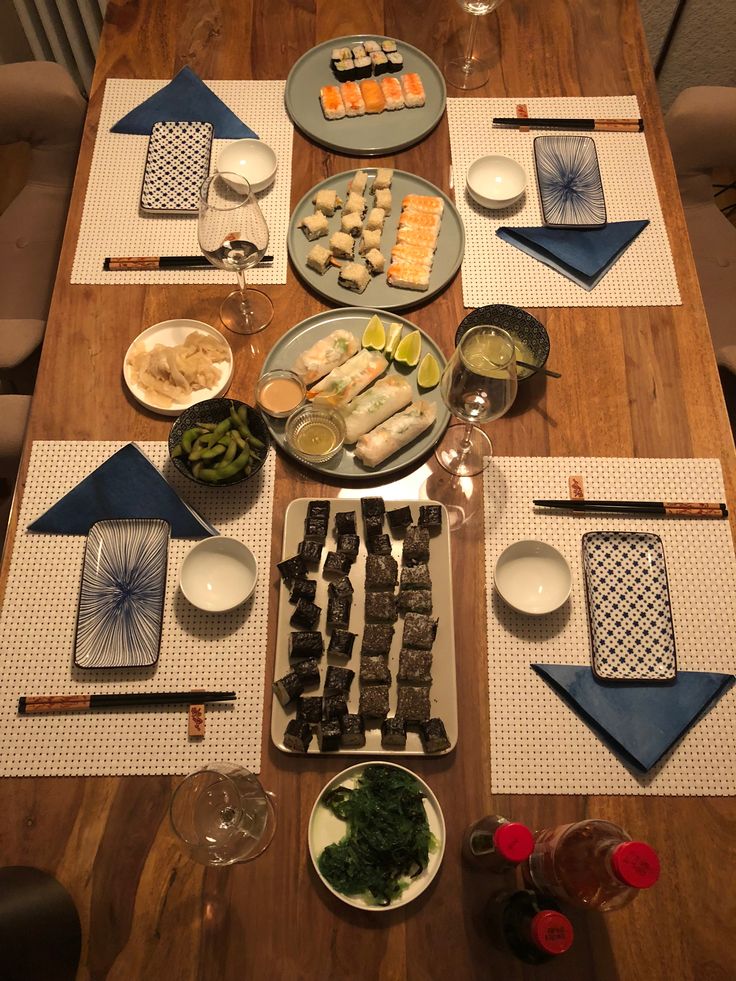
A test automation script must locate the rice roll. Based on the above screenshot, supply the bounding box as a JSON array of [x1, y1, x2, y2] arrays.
[[374, 188, 392, 215], [292, 328, 359, 385], [284, 718, 313, 752], [391, 242, 435, 268], [331, 46, 352, 62], [365, 207, 386, 231], [308, 349, 388, 406], [299, 212, 329, 241], [341, 375, 413, 443], [313, 188, 342, 215], [352, 43, 367, 60], [354, 399, 437, 467], [359, 78, 386, 114], [364, 248, 385, 275], [401, 193, 444, 216], [340, 212, 364, 237], [381, 39, 398, 54], [400, 72, 426, 108], [387, 52, 404, 73], [359, 229, 382, 254], [419, 717, 451, 753], [364, 40, 381, 54], [387, 260, 431, 291], [320, 85, 346, 120], [338, 262, 370, 294], [371, 168, 394, 191], [329, 231, 355, 259], [340, 81, 366, 117], [353, 55, 372, 80], [380, 75, 405, 109], [306, 243, 332, 275], [398, 209, 441, 234], [333, 58, 356, 82], [396, 226, 438, 250], [343, 192, 367, 216], [370, 51, 390, 75], [348, 170, 369, 194]]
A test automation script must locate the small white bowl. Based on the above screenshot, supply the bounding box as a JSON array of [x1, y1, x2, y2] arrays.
[[180, 536, 257, 612], [467, 154, 527, 209], [216, 139, 278, 193], [494, 540, 571, 615]]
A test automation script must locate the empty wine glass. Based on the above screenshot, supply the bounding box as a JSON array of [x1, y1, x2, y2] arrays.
[[170, 762, 276, 866], [198, 172, 273, 335], [435, 324, 517, 476], [445, 0, 506, 91]]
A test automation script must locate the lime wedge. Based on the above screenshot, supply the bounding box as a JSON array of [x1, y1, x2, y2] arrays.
[[362, 314, 385, 350], [394, 329, 422, 367], [383, 322, 403, 361], [417, 353, 440, 389]]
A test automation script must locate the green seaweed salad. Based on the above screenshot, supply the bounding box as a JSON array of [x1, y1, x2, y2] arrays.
[[317, 765, 437, 906]]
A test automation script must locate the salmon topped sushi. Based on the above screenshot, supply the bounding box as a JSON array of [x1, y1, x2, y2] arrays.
[[340, 81, 366, 117], [320, 85, 346, 120], [390, 242, 435, 268], [396, 225, 439, 251], [398, 209, 441, 234], [379, 76, 405, 110], [400, 72, 426, 108], [401, 194, 444, 216], [359, 78, 386, 114]]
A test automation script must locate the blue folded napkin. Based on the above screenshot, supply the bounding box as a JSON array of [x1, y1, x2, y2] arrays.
[[532, 664, 734, 772], [28, 443, 217, 539], [111, 66, 258, 139], [497, 220, 649, 291]]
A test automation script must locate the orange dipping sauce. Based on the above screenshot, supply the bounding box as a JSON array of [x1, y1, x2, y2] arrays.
[[257, 374, 304, 417]]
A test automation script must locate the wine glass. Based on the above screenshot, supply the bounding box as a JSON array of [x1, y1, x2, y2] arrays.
[[198, 172, 273, 335], [435, 324, 517, 477], [445, 0, 506, 91], [170, 762, 276, 866]]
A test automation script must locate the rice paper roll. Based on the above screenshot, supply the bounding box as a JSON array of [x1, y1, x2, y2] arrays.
[[354, 400, 437, 468], [308, 349, 388, 406], [341, 375, 413, 443], [292, 329, 359, 385]]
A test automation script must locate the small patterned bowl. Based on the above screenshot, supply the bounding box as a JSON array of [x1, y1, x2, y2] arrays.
[[455, 304, 550, 381]]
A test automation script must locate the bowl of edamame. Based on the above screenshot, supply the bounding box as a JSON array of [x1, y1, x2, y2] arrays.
[[169, 398, 271, 487]]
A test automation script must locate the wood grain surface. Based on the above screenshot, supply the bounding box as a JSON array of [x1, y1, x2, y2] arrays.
[[1, 1, 735, 979]]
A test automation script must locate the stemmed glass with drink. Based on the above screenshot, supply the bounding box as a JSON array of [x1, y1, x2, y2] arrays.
[[198, 172, 273, 335], [435, 324, 517, 477], [445, 0, 506, 91]]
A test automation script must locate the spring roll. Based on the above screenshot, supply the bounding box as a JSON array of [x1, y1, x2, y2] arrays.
[[341, 376, 413, 444], [308, 349, 388, 406], [354, 400, 437, 467], [292, 329, 360, 385]]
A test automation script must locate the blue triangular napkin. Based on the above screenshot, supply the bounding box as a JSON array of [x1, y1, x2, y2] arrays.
[[532, 664, 734, 772], [28, 443, 216, 539], [111, 66, 258, 139], [497, 220, 649, 290]]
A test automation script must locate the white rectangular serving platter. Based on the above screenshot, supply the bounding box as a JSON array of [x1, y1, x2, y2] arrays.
[[271, 498, 457, 756]]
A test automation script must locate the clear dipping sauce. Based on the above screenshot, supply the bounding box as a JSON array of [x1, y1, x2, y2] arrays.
[[285, 403, 346, 464], [294, 420, 338, 456]]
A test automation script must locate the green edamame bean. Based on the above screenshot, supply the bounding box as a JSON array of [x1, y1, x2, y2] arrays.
[[200, 443, 226, 461], [171, 443, 183, 459], [200, 448, 250, 482], [188, 434, 211, 461], [182, 427, 205, 454], [216, 436, 238, 468]]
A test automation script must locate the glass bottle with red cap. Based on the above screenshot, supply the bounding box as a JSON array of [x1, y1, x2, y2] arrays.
[[525, 819, 660, 911], [462, 815, 535, 872], [488, 889, 574, 965]]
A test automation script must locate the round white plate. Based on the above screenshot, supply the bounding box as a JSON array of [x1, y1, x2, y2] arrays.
[[123, 319, 234, 417], [308, 761, 446, 911]]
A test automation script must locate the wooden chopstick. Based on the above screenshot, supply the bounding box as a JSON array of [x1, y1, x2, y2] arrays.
[[492, 117, 644, 133], [18, 691, 237, 714], [533, 499, 727, 517], [103, 255, 273, 270]]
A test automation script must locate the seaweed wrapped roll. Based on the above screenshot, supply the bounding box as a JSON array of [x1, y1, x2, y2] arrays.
[[397, 648, 433, 684], [364, 514, 384, 542], [284, 718, 313, 752], [336, 533, 360, 561], [396, 685, 431, 723], [401, 612, 438, 650], [340, 714, 366, 748], [360, 623, 394, 656], [298, 539, 323, 565], [365, 553, 398, 590], [289, 631, 324, 660], [359, 684, 390, 720], [327, 628, 356, 658], [323, 551, 352, 575], [324, 665, 355, 696], [361, 496, 386, 519], [419, 718, 451, 753], [364, 591, 398, 623], [272, 670, 304, 707], [297, 695, 323, 724], [322, 695, 349, 721], [317, 719, 342, 751], [387, 505, 413, 531], [326, 595, 351, 630], [418, 504, 443, 530], [367, 533, 392, 556], [400, 562, 431, 590], [381, 716, 407, 748], [293, 656, 321, 686], [398, 589, 433, 614], [328, 575, 354, 599], [359, 655, 391, 685], [289, 578, 317, 603], [277, 554, 307, 584], [334, 511, 357, 536], [402, 525, 431, 565], [290, 599, 322, 629]]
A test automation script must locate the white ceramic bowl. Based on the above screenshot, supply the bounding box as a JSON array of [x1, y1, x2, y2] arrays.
[[467, 154, 527, 209], [180, 536, 258, 612], [216, 139, 278, 193], [494, 540, 571, 615]]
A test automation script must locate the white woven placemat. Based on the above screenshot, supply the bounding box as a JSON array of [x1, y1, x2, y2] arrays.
[[71, 79, 292, 285], [484, 457, 736, 795], [448, 96, 681, 308], [0, 441, 276, 777]]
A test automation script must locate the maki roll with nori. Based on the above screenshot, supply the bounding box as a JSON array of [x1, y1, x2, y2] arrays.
[[351, 43, 367, 60], [340, 713, 366, 748], [307, 500, 330, 523], [328, 575, 354, 600], [322, 695, 349, 721], [364, 40, 381, 54], [396, 684, 431, 723], [317, 719, 342, 751], [386, 52, 403, 72], [402, 612, 438, 650], [400, 562, 431, 590], [387, 505, 412, 531], [293, 656, 321, 686], [336, 533, 360, 561], [398, 589, 433, 614], [304, 516, 328, 541], [381, 715, 407, 748], [289, 578, 317, 604], [353, 55, 372, 79], [418, 504, 443, 530], [290, 599, 321, 629], [360, 623, 394, 656], [359, 655, 391, 685], [419, 718, 451, 753], [272, 670, 304, 707], [364, 591, 398, 623], [334, 510, 357, 536], [402, 525, 430, 565], [298, 539, 323, 565], [297, 695, 323, 724], [381, 39, 398, 53], [364, 514, 384, 542], [324, 665, 355, 696], [361, 496, 385, 519], [326, 595, 351, 630], [365, 553, 398, 590], [331, 45, 352, 63], [370, 50, 390, 75], [323, 551, 352, 575], [289, 631, 324, 659], [367, 533, 392, 556], [327, 628, 356, 658], [397, 648, 433, 684], [284, 718, 313, 752], [277, 553, 307, 584], [333, 58, 356, 82], [359, 684, 390, 720]]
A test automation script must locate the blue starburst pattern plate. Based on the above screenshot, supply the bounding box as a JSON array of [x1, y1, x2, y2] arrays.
[[74, 519, 170, 669], [533, 135, 606, 229], [582, 531, 677, 682]]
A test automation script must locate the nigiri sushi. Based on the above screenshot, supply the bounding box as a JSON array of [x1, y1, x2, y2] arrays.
[[360, 78, 386, 114], [292, 329, 360, 385], [354, 400, 437, 467], [390, 242, 435, 268], [401, 72, 426, 108], [308, 349, 389, 406], [401, 194, 444, 216], [398, 209, 441, 234], [380, 76, 405, 110], [341, 375, 413, 443], [386, 261, 431, 291], [340, 81, 366, 117], [396, 226, 438, 250], [320, 85, 346, 120]]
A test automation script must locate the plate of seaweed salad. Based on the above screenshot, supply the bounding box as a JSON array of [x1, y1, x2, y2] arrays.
[[308, 762, 445, 910]]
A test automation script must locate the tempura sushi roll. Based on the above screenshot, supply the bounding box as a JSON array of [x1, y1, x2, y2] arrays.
[[370, 50, 390, 75], [387, 52, 404, 72], [313, 188, 342, 215], [340, 80, 366, 116], [333, 58, 356, 83], [390, 243, 435, 268], [374, 188, 392, 215], [340, 212, 363, 237], [365, 207, 386, 231], [359, 229, 382, 254], [329, 231, 355, 259], [371, 167, 394, 191], [341, 375, 413, 443], [380, 75, 405, 109], [308, 348, 389, 405], [299, 212, 329, 241], [355, 400, 437, 467], [359, 78, 386, 113], [353, 55, 372, 80], [320, 85, 346, 120], [348, 170, 369, 194], [387, 260, 431, 291], [400, 72, 426, 108], [292, 328, 359, 385], [306, 243, 332, 275], [398, 209, 441, 235], [338, 262, 370, 294], [396, 226, 438, 251], [401, 193, 444, 216], [364, 248, 385, 275], [364, 40, 381, 54], [381, 39, 398, 54], [343, 191, 367, 216]]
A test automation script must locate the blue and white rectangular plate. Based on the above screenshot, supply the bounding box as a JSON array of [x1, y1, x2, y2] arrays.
[[582, 531, 677, 682], [74, 518, 170, 669], [533, 135, 606, 229]]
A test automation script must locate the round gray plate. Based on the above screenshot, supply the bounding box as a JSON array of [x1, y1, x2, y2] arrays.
[[288, 169, 465, 312], [261, 307, 450, 480], [285, 35, 446, 156]]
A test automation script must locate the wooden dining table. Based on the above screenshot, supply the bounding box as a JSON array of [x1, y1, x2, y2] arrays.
[[1, 0, 734, 978]]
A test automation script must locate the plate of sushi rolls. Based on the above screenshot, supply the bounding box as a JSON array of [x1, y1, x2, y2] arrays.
[[289, 168, 464, 311], [285, 35, 446, 155], [259, 307, 450, 479]]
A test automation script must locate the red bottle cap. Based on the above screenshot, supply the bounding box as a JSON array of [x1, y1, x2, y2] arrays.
[[611, 841, 660, 889], [530, 910, 574, 956], [492, 822, 535, 863]]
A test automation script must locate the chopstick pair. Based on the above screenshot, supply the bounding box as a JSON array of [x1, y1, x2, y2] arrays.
[[533, 499, 728, 518], [18, 691, 236, 715], [493, 117, 644, 133], [103, 255, 273, 271]]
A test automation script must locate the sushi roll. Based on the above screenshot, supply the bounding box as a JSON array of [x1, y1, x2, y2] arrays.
[[400, 562, 431, 590], [364, 248, 385, 275], [380, 75, 404, 109], [363, 40, 381, 54], [308, 349, 388, 405], [331, 46, 352, 63], [364, 590, 398, 623], [340, 212, 364, 238], [326, 595, 351, 630], [328, 574, 354, 599], [401, 193, 444, 216], [360, 655, 392, 685], [306, 243, 332, 275], [396, 685, 431, 724], [419, 717, 451, 753], [361, 497, 385, 519], [298, 212, 329, 241], [387, 261, 430, 291], [381, 39, 398, 54], [365, 553, 398, 590], [359, 229, 382, 254], [400, 72, 426, 108], [323, 551, 352, 575], [347, 170, 369, 194], [313, 188, 342, 215], [334, 511, 357, 536], [353, 55, 372, 79], [351, 43, 367, 60], [293, 656, 321, 686], [374, 188, 392, 215], [365, 207, 386, 231], [340, 80, 366, 116], [359, 78, 386, 114], [320, 85, 346, 120], [396, 226, 439, 251], [336, 533, 360, 560], [367, 533, 392, 556], [360, 622, 394, 657], [327, 628, 357, 659], [293, 329, 360, 385], [418, 504, 443, 529], [288, 630, 324, 659], [272, 670, 304, 707], [297, 539, 323, 565], [387, 505, 413, 530], [340, 714, 366, 748], [398, 589, 433, 614], [304, 514, 329, 540], [289, 578, 317, 603], [390, 242, 435, 268], [290, 599, 322, 629], [359, 684, 390, 721], [364, 514, 384, 542], [284, 718, 313, 752], [317, 719, 342, 751], [322, 695, 349, 721], [398, 209, 441, 235], [370, 50, 390, 75], [338, 262, 370, 295], [387, 52, 404, 73], [333, 58, 356, 83], [403, 524, 431, 564], [381, 716, 407, 748], [371, 168, 394, 191], [401, 612, 438, 650], [329, 231, 355, 259], [355, 400, 437, 467], [342, 376, 413, 444], [397, 648, 433, 684], [277, 554, 307, 583], [324, 665, 355, 697], [343, 192, 367, 216], [297, 695, 323, 724]]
